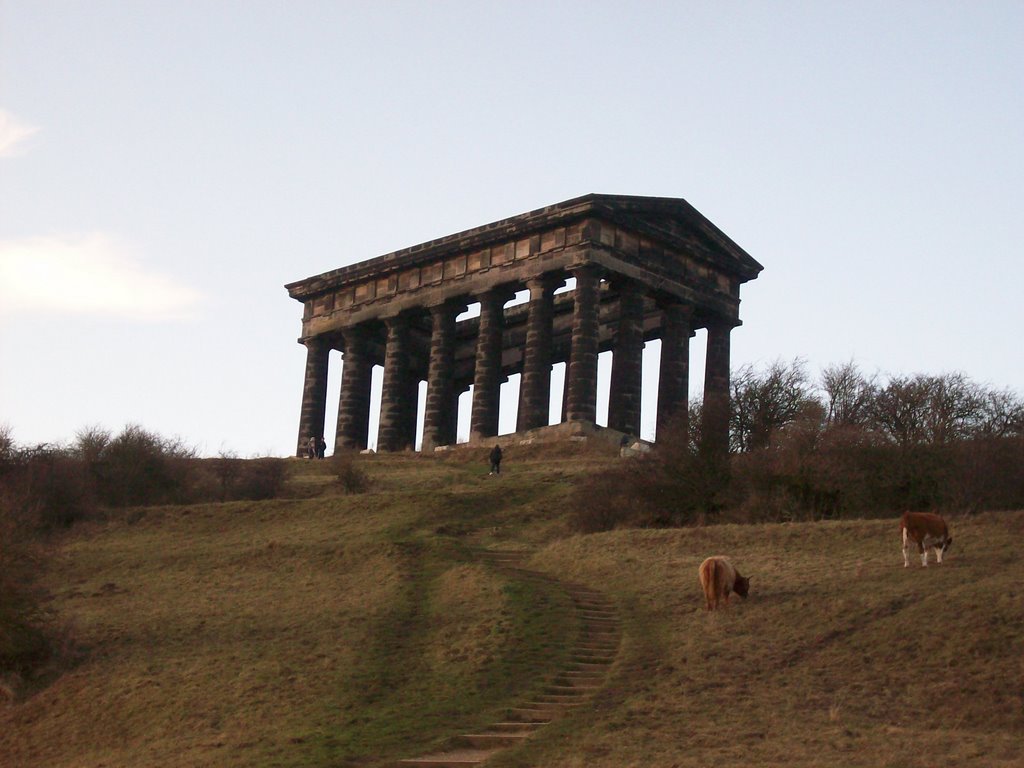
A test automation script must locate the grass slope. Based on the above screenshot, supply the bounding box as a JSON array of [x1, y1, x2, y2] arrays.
[[515, 512, 1024, 768], [1, 444, 1022, 768]]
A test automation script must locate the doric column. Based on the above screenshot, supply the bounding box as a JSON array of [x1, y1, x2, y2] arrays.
[[565, 265, 602, 423], [607, 280, 646, 436], [334, 326, 373, 451], [656, 302, 693, 439], [517, 274, 560, 432], [377, 315, 413, 452], [422, 301, 462, 451], [702, 316, 735, 455], [470, 288, 513, 440], [296, 337, 330, 457]]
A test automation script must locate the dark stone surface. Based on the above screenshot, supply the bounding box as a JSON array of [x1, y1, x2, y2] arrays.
[[288, 195, 760, 453], [296, 338, 330, 457], [565, 265, 602, 423], [335, 328, 373, 451], [607, 280, 645, 436]]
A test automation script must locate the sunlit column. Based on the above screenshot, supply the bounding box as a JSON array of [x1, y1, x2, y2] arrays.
[[656, 302, 693, 439], [607, 279, 645, 436], [565, 265, 602, 423], [517, 274, 560, 431], [422, 301, 462, 451], [702, 316, 735, 455], [334, 326, 373, 451], [470, 288, 513, 440], [296, 336, 330, 457], [377, 315, 413, 452]]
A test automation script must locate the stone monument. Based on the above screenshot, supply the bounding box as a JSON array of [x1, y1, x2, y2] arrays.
[[286, 194, 762, 455]]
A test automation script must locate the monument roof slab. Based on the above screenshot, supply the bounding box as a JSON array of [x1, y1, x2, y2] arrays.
[[285, 194, 762, 301]]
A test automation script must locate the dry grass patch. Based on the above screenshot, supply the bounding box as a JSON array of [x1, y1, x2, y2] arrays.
[[510, 511, 1024, 768], [0, 456, 580, 768], [426, 564, 509, 674], [0, 497, 405, 767], [7, 448, 1018, 768]]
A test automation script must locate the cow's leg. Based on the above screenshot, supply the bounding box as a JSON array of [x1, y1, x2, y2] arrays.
[[921, 547, 929, 567], [902, 529, 911, 567], [935, 545, 944, 565]]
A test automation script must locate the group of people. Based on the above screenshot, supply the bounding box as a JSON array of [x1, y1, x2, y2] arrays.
[[305, 436, 327, 460]]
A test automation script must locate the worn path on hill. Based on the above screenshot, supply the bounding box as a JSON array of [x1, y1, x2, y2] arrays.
[[394, 547, 621, 768]]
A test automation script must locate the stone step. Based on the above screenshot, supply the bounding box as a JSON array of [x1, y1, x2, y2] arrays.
[[559, 671, 605, 682], [458, 733, 530, 749], [396, 747, 499, 767], [507, 707, 567, 721], [555, 679, 602, 691], [522, 697, 580, 708], [575, 647, 617, 656], [490, 721, 549, 732], [546, 683, 599, 694], [573, 654, 614, 664], [534, 693, 585, 704]]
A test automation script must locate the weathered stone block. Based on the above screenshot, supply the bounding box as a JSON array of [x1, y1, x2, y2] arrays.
[[286, 194, 761, 454]]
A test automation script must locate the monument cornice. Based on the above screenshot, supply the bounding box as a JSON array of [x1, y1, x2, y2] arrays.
[[285, 193, 762, 301]]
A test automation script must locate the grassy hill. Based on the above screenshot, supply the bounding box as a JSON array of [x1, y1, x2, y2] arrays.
[[1, 444, 1022, 767]]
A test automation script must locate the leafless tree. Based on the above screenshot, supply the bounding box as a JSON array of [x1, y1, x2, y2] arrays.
[[868, 374, 932, 447], [730, 359, 817, 452], [869, 372, 990, 446], [974, 387, 1024, 439], [922, 372, 985, 444], [820, 361, 876, 427]]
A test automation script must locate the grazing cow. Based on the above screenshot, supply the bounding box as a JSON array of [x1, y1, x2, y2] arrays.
[[900, 512, 953, 568], [698, 556, 751, 610]]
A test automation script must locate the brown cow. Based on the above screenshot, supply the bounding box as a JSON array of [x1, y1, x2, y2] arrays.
[[900, 511, 953, 568], [698, 556, 751, 610]]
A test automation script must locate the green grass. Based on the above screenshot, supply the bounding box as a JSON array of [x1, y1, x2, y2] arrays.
[[2, 444, 1022, 767]]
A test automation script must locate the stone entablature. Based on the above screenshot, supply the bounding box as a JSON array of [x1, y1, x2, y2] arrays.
[[286, 194, 761, 455]]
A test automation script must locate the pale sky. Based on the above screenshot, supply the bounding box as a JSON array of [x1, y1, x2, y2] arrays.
[[1, 1, 1021, 456]]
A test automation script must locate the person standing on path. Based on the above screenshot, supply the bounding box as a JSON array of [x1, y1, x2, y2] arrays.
[[489, 444, 503, 475]]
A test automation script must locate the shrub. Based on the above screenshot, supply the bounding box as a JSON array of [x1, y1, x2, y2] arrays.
[[331, 453, 371, 494], [235, 457, 288, 500], [571, 411, 730, 532], [92, 424, 196, 507], [0, 497, 50, 676]]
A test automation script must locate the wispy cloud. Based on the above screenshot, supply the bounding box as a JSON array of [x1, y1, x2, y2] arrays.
[[0, 234, 203, 321], [0, 110, 39, 157]]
